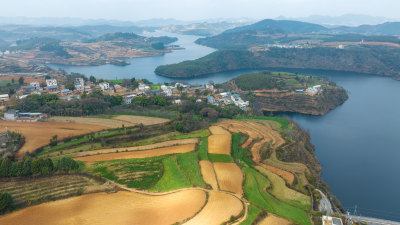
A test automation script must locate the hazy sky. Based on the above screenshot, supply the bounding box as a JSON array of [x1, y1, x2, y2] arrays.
[[2, 0, 400, 21]]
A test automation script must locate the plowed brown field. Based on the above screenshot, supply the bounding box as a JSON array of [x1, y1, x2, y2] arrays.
[[74, 144, 195, 162], [213, 162, 243, 195], [199, 160, 219, 190], [0, 190, 206, 225], [47, 115, 169, 128], [208, 126, 231, 155], [0, 120, 106, 158], [258, 214, 293, 225], [184, 191, 243, 225], [75, 138, 199, 157]]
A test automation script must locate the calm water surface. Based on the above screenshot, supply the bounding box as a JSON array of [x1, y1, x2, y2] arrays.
[[49, 33, 400, 221]]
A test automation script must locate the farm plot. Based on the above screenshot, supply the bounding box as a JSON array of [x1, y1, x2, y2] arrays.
[[74, 138, 199, 157], [0, 175, 106, 207], [176, 152, 206, 188], [47, 115, 169, 128], [208, 126, 231, 155], [255, 166, 311, 210], [243, 167, 311, 225], [184, 191, 244, 225], [258, 214, 293, 225], [0, 120, 106, 157], [213, 162, 243, 195], [199, 160, 219, 190], [150, 156, 191, 192], [74, 144, 196, 162], [0, 190, 207, 225], [87, 157, 163, 189], [218, 119, 296, 185]]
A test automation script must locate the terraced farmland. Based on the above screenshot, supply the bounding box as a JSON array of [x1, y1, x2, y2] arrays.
[[0, 175, 106, 207]]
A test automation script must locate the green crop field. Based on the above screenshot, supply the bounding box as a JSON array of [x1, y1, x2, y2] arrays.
[[198, 137, 208, 160], [176, 152, 206, 188], [243, 167, 311, 225], [208, 153, 234, 163], [87, 157, 163, 189], [231, 133, 254, 166], [150, 156, 191, 192]]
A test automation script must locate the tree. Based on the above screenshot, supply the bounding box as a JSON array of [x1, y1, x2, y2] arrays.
[[134, 96, 149, 107], [50, 135, 58, 146], [89, 75, 96, 83], [109, 95, 123, 107], [121, 79, 131, 87], [152, 96, 167, 106], [0, 192, 13, 214], [200, 108, 219, 121], [0, 158, 11, 177], [18, 77, 24, 85], [65, 82, 75, 91]]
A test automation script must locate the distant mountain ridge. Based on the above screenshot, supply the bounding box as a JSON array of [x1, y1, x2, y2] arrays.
[[223, 19, 328, 34]]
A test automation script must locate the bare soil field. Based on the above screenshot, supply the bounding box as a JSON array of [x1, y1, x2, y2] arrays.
[[47, 115, 169, 128], [199, 160, 219, 190], [74, 144, 196, 162], [75, 138, 199, 157], [209, 126, 231, 135], [208, 126, 231, 155], [0, 190, 206, 225], [260, 164, 295, 185], [0, 120, 106, 157], [184, 191, 244, 225], [258, 214, 293, 225], [213, 162, 243, 196]]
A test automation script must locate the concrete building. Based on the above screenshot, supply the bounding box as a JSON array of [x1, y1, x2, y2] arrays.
[[322, 216, 343, 225], [74, 78, 85, 92], [99, 82, 110, 91], [138, 83, 150, 92], [123, 94, 136, 104], [4, 109, 19, 120], [30, 82, 41, 90]]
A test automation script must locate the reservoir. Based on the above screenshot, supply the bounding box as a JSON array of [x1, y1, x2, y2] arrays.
[[48, 32, 400, 222]]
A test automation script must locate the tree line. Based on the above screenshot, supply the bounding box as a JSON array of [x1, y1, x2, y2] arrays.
[[0, 157, 79, 178]]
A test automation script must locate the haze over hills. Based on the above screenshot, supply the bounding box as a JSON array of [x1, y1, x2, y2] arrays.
[[276, 14, 398, 26]]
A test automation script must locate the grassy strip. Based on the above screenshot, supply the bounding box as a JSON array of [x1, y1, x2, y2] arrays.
[[150, 156, 191, 192], [240, 205, 262, 225], [198, 137, 208, 160], [208, 153, 233, 163], [176, 152, 206, 188], [243, 167, 311, 225], [170, 129, 210, 140], [234, 116, 290, 130], [39, 128, 137, 155], [231, 133, 254, 167]]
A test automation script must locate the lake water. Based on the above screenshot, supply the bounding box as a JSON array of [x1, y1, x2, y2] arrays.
[[48, 33, 400, 221], [48, 31, 260, 85], [276, 69, 400, 221]]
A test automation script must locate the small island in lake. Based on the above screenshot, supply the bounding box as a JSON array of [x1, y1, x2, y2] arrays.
[[220, 71, 348, 115]]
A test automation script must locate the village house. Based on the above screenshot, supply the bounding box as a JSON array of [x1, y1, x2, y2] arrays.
[[46, 79, 58, 92], [30, 81, 41, 90], [74, 78, 85, 92], [123, 94, 136, 104], [306, 85, 322, 95], [4, 109, 19, 120], [207, 96, 218, 106], [160, 85, 173, 97], [99, 82, 110, 91]]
